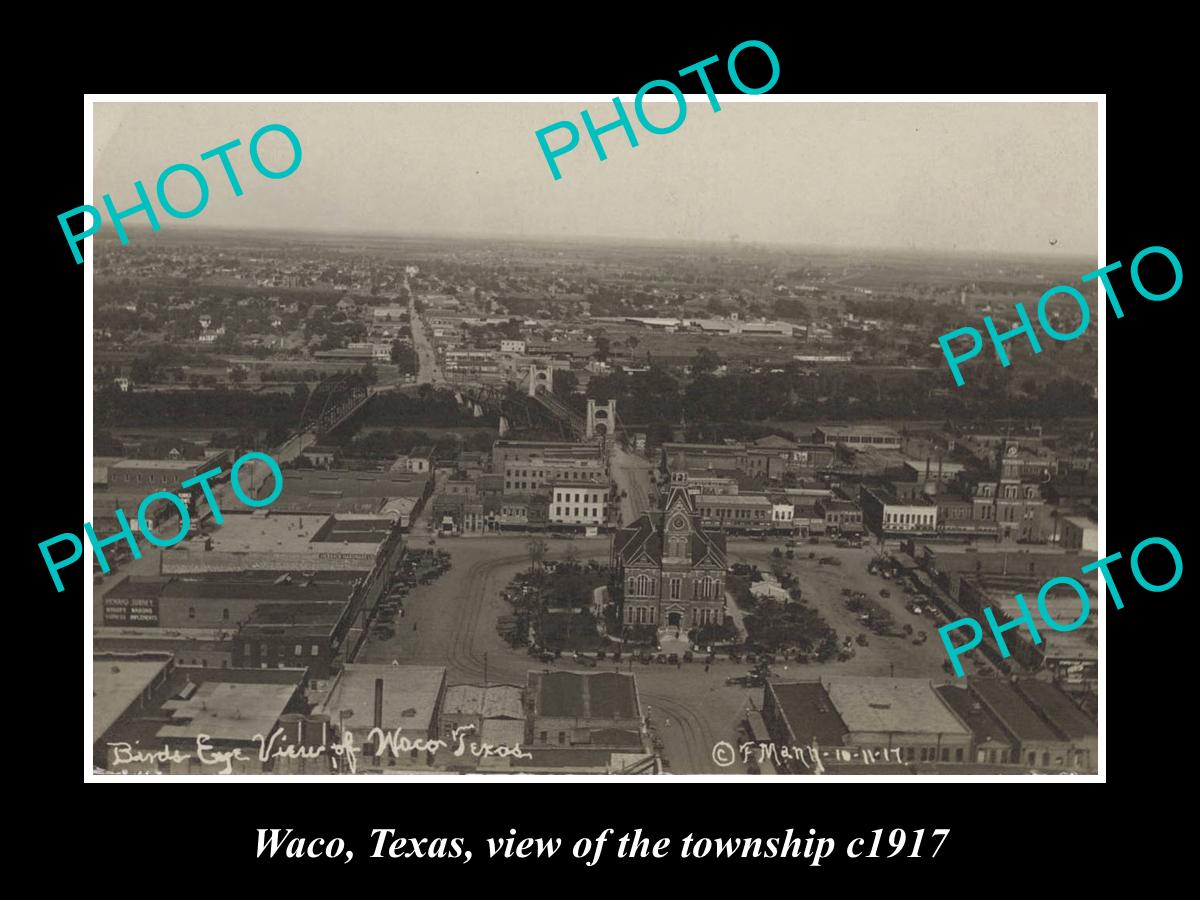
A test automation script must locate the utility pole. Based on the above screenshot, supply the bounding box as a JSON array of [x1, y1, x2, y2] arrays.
[[483, 651, 488, 688]]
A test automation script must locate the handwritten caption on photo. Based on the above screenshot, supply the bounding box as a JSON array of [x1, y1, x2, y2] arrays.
[[256, 826, 951, 866], [107, 722, 529, 776]]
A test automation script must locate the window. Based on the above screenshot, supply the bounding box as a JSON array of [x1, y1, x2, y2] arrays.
[[539, 731, 547, 743], [261, 643, 269, 657], [1042, 752, 1050, 767], [222, 608, 230, 621], [940, 748, 950, 762], [670, 578, 681, 600], [955, 748, 963, 762], [294, 644, 303, 657], [558, 731, 566, 745], [188, 607, 196, 620]]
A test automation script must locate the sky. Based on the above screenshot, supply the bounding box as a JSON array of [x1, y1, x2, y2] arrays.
[[93, 100, 1098, 256]]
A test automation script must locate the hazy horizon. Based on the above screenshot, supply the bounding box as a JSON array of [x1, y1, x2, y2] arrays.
[[93, 101, 1099, 257]]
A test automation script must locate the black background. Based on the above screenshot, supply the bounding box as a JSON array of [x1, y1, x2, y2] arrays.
[[29, 22, 1186, 879]]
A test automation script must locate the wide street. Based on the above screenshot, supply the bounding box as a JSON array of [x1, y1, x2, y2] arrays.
[[609, 443, 655, 526], [355, 528, 971, 775], [407, 279, 442, 385]]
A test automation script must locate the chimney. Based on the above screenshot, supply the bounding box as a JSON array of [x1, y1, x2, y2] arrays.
[[924, 456, 931, 482], [937, 454, 943, 485], [374, 678, 384, 730]]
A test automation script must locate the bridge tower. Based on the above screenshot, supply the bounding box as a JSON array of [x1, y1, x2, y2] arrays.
[[586, 398, 615, 439], [527, 364, 553, 397]]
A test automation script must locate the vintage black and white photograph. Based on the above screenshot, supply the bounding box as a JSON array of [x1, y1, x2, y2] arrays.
[[86, 99, 1100, 778]]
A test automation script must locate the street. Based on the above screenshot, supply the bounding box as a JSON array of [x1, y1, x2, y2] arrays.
[[407, 278, 442, 385], [352, 529, 973, 775]]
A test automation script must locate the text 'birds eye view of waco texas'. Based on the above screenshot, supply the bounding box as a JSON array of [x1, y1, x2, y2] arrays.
[[88, 101, 1098, 777]]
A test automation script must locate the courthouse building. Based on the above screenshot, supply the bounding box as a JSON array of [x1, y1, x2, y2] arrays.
[[612, 485, 729, 630]]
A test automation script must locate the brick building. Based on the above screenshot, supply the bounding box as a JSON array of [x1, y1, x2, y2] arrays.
[[613, 486, 729, 630]]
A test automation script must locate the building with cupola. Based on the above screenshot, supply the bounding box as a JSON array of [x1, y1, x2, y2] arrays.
[[611, 484, 729, 632]]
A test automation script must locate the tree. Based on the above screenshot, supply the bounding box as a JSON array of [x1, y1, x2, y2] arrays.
[[625, 335, 640, 350], [553, 369, 579, 400], [361, 362, 378, 386], [593, 337, 611, 361], [527, 536, 547, 574], [692, 347, 722, 375]]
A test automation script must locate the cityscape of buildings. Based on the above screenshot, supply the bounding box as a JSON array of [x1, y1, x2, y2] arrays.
[[90, 226, 1099, 777]]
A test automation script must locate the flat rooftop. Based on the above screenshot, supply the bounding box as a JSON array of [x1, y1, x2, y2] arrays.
[[824, 677, 970, 737], [816, 425, 902, 438], [441, 684, 525, 720], [93, 653, 173, 742], [320, 665, 446, 734], [156, 676, 301, 743], [697, 494, 772, 507], [106, 575, 356, 603], [178, 511, 391, 554], [110, 456, 220, 470], [769, 682, 849, 746], [530, 671, 639, 720]]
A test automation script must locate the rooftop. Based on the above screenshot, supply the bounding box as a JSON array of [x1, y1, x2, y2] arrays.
[[171, 511, 390, 559], [319, 665, 446, 734], [823, 677, 970, 737], [156, 672, 305, 743], [969, 678, 1062, 742], [1016, 679, 1096, 740], [93, 653, 174, 742], [441, 684, 525, 720], [530, 671, 639, 721], [935, 684, 1014, 748], [768, 681, 849, 747]]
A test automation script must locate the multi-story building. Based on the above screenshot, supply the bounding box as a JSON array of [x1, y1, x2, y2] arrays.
[[859, 486, 939, 538], [549, 481, 608, 529], [503, 456, 606, 491], [813, 425, 902, 450], [695, 494, 773, 534], [966, 478, 1046, 544], [613, 486, 729, 630], [816, 497, 864, 535]]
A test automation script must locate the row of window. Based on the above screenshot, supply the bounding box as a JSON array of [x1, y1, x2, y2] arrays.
[[624, 605, 724, 625], [702, 508, 768, 519], [627, 575, 721, 599], [554, 492, 602, 503], [553, 507, 600, 519], [884, 512, 936, 526], [117, 472, 189, 484], [243, 642, 322, 658]]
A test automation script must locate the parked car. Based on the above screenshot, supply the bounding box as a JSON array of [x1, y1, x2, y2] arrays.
[[372, 626, 395, 640], [880, 588, 891, 598], [573, 652, 597, 668], [726, 675, 752, 687], [667, 653, 680, 665]]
